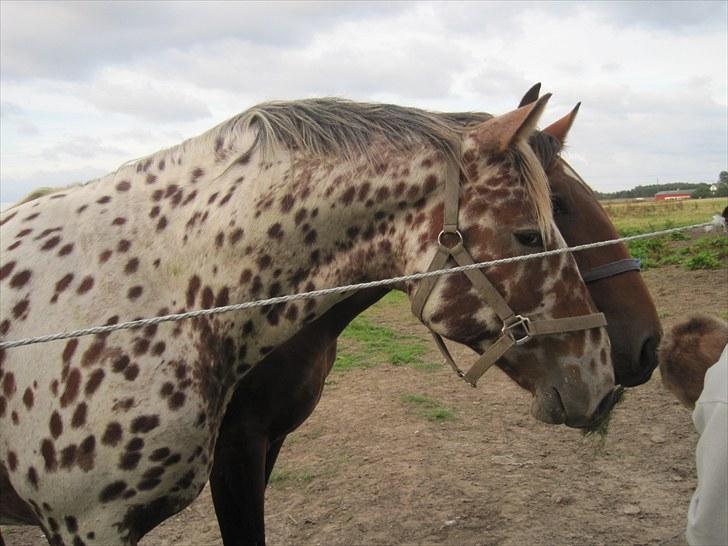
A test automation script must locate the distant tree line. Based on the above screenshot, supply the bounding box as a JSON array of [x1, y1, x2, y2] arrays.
[[595, 171, 728, 200]]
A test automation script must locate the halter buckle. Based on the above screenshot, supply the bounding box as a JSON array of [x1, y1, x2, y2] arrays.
[[437, 230, 463, 249], [502, 314, 532, 346]]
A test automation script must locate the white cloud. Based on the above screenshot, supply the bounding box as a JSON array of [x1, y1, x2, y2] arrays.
[[41, 135, 128, 161], [0, 166, 108, 203], [0, 1, 725, 198], [593, 1, 727, 31], [85, 68, 213, 122], [0, 1, 412, 81]]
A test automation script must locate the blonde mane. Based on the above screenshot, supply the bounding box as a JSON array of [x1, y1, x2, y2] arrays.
[[10, 99, 553, 236], [229, 98, 465, 168], [227, 99, 551, 237], [10, 183, 82, 209]]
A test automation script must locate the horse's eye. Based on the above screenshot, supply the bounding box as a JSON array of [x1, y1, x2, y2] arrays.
[[514, 230, 543, 248], [551, 195, 568, 216]]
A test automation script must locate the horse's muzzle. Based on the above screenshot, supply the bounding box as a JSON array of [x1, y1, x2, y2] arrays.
[[567, 386, 624, 430]]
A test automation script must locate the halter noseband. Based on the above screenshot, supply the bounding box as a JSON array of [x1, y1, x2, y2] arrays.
[[411, 149, 607, 387]]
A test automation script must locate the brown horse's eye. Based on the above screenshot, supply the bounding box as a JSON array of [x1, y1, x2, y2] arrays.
[[551, 195, 568, 216], [514, 230, 543, 248]]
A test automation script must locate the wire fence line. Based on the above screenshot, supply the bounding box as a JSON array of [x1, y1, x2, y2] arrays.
[[0, 220, 723, 350]]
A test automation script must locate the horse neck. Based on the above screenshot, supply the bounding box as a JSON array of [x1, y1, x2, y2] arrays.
[[173, 143, 446, 365]]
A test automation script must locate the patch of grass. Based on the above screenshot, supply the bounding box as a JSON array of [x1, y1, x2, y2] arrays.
[[604, 197, 728, 235], [332, 350, 375, 372], [407, 361, 442, 372], [625, 233, 727, 271], [333, 316, 433, 372], [693, 235, 728, 257], [681, 236, 728, 270], [268, 469, 294, 485], [388, 344, 427, 366], [625, 237, 670, 270], [341, 316, 399, 346], [606, 198, 728, 271], [378, 291, 408, 306], [299, 471, 315, 483], [401, 393, 456, 422], [685, 251, 721, 270], [268, 468, 316, 487], [720, 310, 728, 322]]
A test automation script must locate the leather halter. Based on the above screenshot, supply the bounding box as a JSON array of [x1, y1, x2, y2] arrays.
[[411, 151, 607, 387], [581, 258, 641, 283]]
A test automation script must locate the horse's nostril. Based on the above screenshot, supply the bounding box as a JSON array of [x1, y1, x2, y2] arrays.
[[639, 335, 659, 372], [618, 334, 660, 387]]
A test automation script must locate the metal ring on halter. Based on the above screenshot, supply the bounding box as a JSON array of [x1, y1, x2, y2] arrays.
[[502, 314, 532, 346], [437, 229, 463, 249]]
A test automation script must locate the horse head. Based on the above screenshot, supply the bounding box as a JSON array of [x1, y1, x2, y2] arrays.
[[405, 96, 617, 428]]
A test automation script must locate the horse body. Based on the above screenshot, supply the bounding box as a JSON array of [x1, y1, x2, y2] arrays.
[[0, 98, 614, 544]]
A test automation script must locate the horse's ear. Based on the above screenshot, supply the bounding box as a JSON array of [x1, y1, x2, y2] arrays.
[[474, 93, 551, 152], [518, 82, 541, 107], [543, 102, 581, 145]]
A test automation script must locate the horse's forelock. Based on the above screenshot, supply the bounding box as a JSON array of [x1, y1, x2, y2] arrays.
[[512, 139, 553, 242], [528, 131, 562, 170]]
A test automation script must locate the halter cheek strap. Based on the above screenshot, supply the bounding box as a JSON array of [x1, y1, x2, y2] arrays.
[[411, 153, 607, 387]]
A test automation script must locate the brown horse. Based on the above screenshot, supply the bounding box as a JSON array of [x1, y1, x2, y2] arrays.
[[209, 92, 662, 545]]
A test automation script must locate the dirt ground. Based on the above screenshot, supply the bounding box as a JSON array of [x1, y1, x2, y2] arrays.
[[4, 253, 728, 545]]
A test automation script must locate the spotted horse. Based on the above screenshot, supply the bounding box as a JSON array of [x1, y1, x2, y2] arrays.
[[0, 96, 618, 545], [210, 87, 663, 545]]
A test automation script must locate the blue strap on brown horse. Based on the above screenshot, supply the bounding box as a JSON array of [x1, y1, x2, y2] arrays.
[[581, 258, 641, 284]]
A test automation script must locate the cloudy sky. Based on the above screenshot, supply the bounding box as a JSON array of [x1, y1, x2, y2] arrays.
[[1, 1, 726, 204]]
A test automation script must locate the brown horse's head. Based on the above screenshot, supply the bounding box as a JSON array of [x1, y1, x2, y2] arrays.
[[520, 84, 663, 387]]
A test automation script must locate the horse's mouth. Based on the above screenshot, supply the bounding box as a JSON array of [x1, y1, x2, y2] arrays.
[[551, 387, 568, 424], [547, 385, 624, 431], [576, 386, 625, 433]]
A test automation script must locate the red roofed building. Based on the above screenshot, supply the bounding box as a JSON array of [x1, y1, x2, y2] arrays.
[[654, 190, 692, 201]]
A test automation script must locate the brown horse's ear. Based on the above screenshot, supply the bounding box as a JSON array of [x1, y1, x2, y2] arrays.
[[474, 93, 551, 152], [518, 82, 541, 107], [543, 102, 581, 145]]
